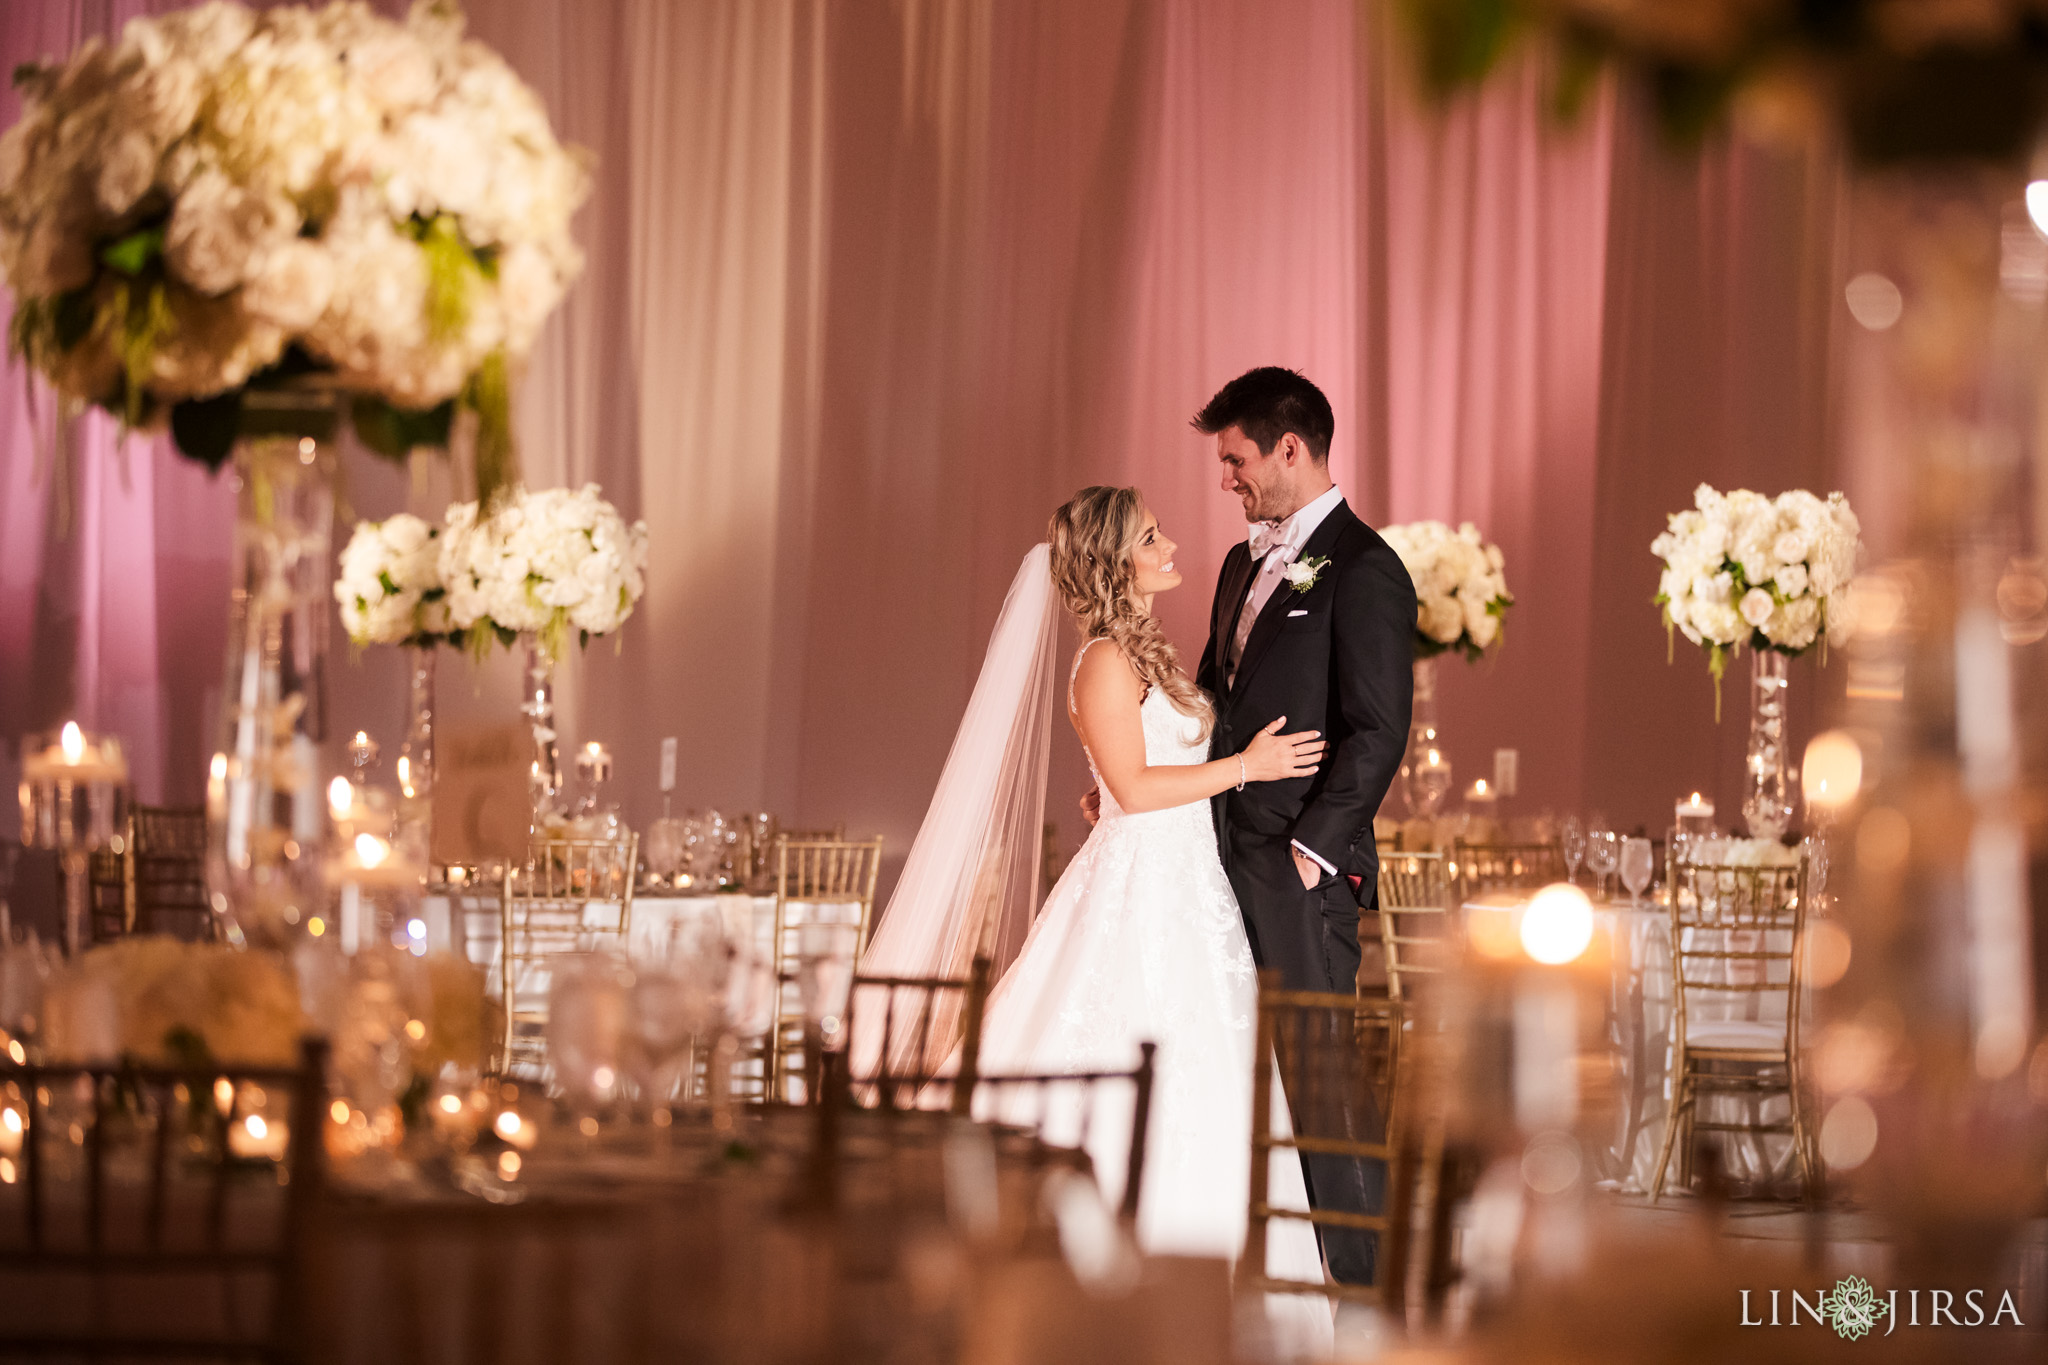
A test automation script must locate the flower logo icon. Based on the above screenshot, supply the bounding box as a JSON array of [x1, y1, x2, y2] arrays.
[[1820, 1276, 1889, 1341]]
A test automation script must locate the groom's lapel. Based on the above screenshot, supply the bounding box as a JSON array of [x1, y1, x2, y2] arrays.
[[1213, 543, 1257, 678], [1229, 501, 1354, 697]]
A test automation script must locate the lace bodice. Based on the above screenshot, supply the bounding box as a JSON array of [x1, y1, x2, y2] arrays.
[[1068, 639, 1209, 824]]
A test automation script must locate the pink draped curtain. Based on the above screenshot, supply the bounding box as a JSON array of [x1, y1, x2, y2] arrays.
[[0, 0, 1848, 890]]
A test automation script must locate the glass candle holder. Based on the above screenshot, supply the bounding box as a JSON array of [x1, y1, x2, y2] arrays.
[[19, 723, 131, 955]]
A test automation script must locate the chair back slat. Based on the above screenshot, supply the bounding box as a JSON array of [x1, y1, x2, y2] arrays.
[[1450, 839, 1564, 900], [1664, 855, 1809, 1056], [835, 957, 992, 1112], [496, 834, 639, 1075], [1245, 971, 1400, 1306], [0, 1038, 326, 1357], [1376, 853, 1454, 1005], [128, 805, 213, 941], [766, 836, 884, 1102]]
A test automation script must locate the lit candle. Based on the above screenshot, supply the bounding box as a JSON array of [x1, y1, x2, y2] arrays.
[[1802, 730, 1863, 816], [227, 1111, 289, 1161], [20, 721, 129, 785], [1675, 792, 1715, 834], [576, 741, 613, 783], [1467, 777, 1497, 806]]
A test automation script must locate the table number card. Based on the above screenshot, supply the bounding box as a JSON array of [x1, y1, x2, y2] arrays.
[[430, 723, 534, 866]]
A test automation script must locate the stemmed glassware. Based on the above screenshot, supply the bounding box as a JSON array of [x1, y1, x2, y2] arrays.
[[1585, 830, 1619, 900], [547, 953, 633, 1132], [1561, 816, 1586, 886], [1619, 836, 1654, 910]]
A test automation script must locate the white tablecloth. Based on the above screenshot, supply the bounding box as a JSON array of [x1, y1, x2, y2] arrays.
[[1598, 902, 1800, 1192]]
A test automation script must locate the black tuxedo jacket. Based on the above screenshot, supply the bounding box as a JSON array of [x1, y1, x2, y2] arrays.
[[1196, 500, 1415, 894]]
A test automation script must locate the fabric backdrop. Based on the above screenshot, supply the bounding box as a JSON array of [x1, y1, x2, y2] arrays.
[[0, 0, 1857, 900]]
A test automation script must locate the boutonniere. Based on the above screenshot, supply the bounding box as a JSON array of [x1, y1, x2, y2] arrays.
[[1284, 555, 1329, 594]]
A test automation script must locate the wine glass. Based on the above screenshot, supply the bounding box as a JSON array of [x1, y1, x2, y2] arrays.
[[1619, 837, 1654, 910], [1586, 831, 1619, 900], [547, 952, 633, 1125], [1561, 816, 1586, 886], [1413, 749, 1454, 820]]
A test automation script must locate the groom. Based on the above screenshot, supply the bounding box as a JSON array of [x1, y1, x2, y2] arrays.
[[1191, 366, 1413, 1287]]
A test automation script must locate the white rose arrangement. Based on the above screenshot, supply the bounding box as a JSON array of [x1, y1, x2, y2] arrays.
[[439, 483, 650, 661], [334, 513, 453, 648], [1378, 520, 1513, 661], [0, 1, 588, 496], [42, 938, 304, 1065], [1652, 483, 1861, 690]]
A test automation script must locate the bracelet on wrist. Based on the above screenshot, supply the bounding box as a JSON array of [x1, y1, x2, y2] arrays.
[[1236, 754, 1246, 792]]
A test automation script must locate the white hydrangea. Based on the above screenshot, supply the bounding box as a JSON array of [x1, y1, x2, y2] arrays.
[[438, 485, 649, 659], [1378, 520, 1512, 661], [1652, 482, 1861, 670], [0, 1, 588, 430], [334, 512, 448, 647]]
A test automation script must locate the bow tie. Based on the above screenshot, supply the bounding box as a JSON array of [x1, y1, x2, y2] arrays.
[[1249, 522, 1289, 560]]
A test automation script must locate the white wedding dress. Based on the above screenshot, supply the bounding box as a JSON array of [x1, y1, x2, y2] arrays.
[[971, 640, 1334, 1350]]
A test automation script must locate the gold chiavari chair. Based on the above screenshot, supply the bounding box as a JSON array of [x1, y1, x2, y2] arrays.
[[86, 846, 127, 943], [780, 823, 848, 844], [0, 1037, 327, 1359], [128, 805, 212, 941], [766, 836, 884, 1102], [496, 833, 639, 1076], [839, 956, 993, 1112], [1649, 854, 1817, 1201], [1449, 838, 1563, 900], [1377, 851, 1453, 1008], [1243, 971, 1401, 1306], [789, 1043, 1158, 1227]]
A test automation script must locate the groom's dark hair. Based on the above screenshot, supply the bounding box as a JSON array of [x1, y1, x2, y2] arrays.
[[1191, 367, 1334, 463]]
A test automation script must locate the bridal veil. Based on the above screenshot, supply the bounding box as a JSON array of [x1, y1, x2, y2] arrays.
[[852, 543, 1061, 1071]]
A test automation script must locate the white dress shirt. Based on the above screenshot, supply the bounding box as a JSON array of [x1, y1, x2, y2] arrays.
[[1225, 484, 1345, 878]]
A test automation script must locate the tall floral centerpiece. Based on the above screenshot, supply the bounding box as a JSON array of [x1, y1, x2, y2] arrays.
[[1379, 520, 1512, 818], [438, 485, 649, 820], [1652, 484, 1861, 837], [0, 2, 589, 947], [1406, 0, 2048, 1285], [336, 513, 457, 856]]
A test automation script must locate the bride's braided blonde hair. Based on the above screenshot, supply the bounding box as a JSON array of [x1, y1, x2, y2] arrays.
[[1048, 486, 1213, 741]]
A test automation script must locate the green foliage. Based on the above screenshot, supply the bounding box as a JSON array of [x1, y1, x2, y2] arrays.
[[1400, 0, 1524, 97], [99, 224, 166, 277], [169, 390, 243, 472], [413, 212, 482, 343], [350, 394, 455, 461], [465, 348, 517, 507], [1397, 0, 2048, 162], [52, 287, 96, 351]]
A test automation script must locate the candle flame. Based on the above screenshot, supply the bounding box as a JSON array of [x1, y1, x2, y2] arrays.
[[209, 752, 228, 782], [328, 777, 354, 821], [584, 741, 602, 756], [1474, 779, 1489, 795], [59, 722, 83, 763], [244, 1115, 267, 1140], [354, 833, 390, 869], [1521, 883, 1596, 965]]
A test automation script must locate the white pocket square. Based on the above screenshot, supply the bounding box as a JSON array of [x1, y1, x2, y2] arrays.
[[1287, 609, 1308, 617]]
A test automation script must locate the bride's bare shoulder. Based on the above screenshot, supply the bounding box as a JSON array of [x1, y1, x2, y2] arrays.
[[1070, 637, 1144, 714]]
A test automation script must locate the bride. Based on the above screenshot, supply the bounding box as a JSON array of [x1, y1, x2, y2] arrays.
[[856, 485, 1335, 1344]]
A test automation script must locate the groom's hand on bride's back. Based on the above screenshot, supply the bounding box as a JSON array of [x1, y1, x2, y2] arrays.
[[1081, 787, 1101, 827]]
